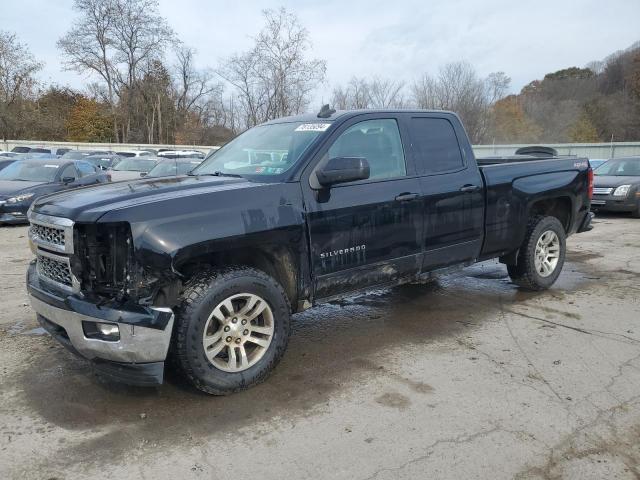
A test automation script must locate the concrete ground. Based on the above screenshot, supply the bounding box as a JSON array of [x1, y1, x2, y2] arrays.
[[0, 215, 639, 479]]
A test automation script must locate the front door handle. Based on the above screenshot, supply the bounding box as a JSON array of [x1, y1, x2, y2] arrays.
[[459, 184, 481, 193], [395, 192, 419, 202]]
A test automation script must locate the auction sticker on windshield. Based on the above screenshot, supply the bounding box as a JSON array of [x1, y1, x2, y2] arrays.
[[295, 123, 331, 132]]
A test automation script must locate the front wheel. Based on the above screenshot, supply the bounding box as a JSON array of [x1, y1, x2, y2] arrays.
[[507, 215, 566, 291], [173, 267, 291, 395]]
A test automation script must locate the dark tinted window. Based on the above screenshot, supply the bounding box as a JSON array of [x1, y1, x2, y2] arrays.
[[76, 161, 96, 177], [410, 117, 464, 175]]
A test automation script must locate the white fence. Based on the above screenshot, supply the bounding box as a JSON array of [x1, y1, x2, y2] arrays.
[[472, 142, 640, 159], [1, 139, 219, 154], [3, 138, 640, 160]]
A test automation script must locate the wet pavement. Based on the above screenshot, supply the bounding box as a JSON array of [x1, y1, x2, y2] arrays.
[[1, 214, 639, 479]]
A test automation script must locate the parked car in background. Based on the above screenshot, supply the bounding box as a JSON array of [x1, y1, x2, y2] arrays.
[[116, 150, 156, 158], [0, 159, 108, 224], [589, 159, 607, 169], [514, 146, 558, 157], [21, 153, 59, 161], [11, 146, 32, 153], [61, 150, 116, 160], [108, 157, 158, 181], [157, 149, 205, 159], [591, 156, 640, 218], [0, 152, 20, 159], [56, 148, 72, 156], [145, 157, 203, 177]]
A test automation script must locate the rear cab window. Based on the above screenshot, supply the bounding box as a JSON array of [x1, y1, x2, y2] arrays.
[[408, 117, 465, 175]]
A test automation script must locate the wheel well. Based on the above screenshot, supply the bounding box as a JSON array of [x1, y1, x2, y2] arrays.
[[529, 197, 572, 232], [178, 246, 299, 308]]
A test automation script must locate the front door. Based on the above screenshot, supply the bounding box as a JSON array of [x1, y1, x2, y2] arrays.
[[302, 116, 423, 300]]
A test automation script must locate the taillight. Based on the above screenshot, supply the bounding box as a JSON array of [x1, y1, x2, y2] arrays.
[[588, 168, 594, 199]]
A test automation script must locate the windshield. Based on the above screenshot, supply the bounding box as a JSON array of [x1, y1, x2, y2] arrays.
[[85, 156, 116, 169], [0, 162, 59, 182], [192, 121, 330, 178], [595, 158, 640, 176], [113, 158, 157, 172]]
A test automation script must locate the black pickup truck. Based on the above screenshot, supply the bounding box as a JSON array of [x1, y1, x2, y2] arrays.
[[26, 109, 594, 394]]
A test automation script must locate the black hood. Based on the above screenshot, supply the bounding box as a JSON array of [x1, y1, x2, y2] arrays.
[[0, 180, 45, 198], [593, 175, 640, 188], [31, 175, 261, 222]]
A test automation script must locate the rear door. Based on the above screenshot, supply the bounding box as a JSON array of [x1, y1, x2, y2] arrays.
[[405, 114, 484, 270], [301, 114, 423, 300]]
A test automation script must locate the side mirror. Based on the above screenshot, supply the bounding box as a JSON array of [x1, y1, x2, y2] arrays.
[[140, 172, 148, 177], [316, 157, 370, 187], [62, 176, 76, 184]]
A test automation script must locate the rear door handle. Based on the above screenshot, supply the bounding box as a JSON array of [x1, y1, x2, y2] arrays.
[[395, 192, 419, 202], [459, 184, 481, 193]]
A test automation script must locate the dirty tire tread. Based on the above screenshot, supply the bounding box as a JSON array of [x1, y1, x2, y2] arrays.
[[172, 267, 291, 395], [507, 215, 566, 291]]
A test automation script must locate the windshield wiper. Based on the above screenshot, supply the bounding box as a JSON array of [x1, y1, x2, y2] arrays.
[[189, 171, 244, 178]]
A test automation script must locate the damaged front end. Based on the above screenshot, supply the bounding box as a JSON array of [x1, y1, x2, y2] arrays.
[[26, 212, 178, 386]]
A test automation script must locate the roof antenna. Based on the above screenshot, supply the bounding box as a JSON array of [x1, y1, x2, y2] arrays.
[[317, 104, 336, 119]]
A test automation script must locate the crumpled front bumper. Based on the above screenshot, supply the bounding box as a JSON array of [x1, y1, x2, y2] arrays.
[[27, 262, 174, 386]]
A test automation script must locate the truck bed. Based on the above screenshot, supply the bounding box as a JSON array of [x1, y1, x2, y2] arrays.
[[477, 156, 591, 259]]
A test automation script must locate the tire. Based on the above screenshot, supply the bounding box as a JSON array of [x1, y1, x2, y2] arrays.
[[507, 215, 566, 291], [173, 267, 291, 395], [632, 203, 640, 219]]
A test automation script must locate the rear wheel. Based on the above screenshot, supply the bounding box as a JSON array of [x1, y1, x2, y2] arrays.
[[507, 215, 566, 291], [173, 267, 291, 395]]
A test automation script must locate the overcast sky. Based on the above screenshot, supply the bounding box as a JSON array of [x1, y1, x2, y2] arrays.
[[2, 0, 639, 105]]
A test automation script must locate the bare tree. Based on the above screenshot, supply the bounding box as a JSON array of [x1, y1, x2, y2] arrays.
[[219, 8, 326, 129], [175, 45, 222, 120], [410, 62, 510, 142], [331, 77, 405, 109], [57, 0, 120, 139], [0, 31, 42, 139], [58, 0, 173, 141], [369, 77, 405, 108]]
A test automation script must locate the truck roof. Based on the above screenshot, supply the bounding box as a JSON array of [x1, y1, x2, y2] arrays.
[[265, 109, 458, 124]]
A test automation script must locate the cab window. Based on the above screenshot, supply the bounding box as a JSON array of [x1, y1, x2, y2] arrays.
[[328, 119, 406, 180], [409, 117, 464, 175], [59, 165, 77, 181]]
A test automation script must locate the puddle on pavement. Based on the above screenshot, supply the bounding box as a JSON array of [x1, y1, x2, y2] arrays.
[[12, 259, 593, 465], [22, 327, 47, 335]]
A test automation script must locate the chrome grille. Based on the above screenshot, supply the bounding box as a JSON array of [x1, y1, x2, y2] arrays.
[[35, 249, 79, 292], [27, 212, 74, 254], [30, 224, 65, 247], [593, 187, 613, 195], [37, 254, 72, 287]]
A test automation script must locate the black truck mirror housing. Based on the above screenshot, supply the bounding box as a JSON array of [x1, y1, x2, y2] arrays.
[[62, 176, 76, 184], [316, 157, 370, 187]]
